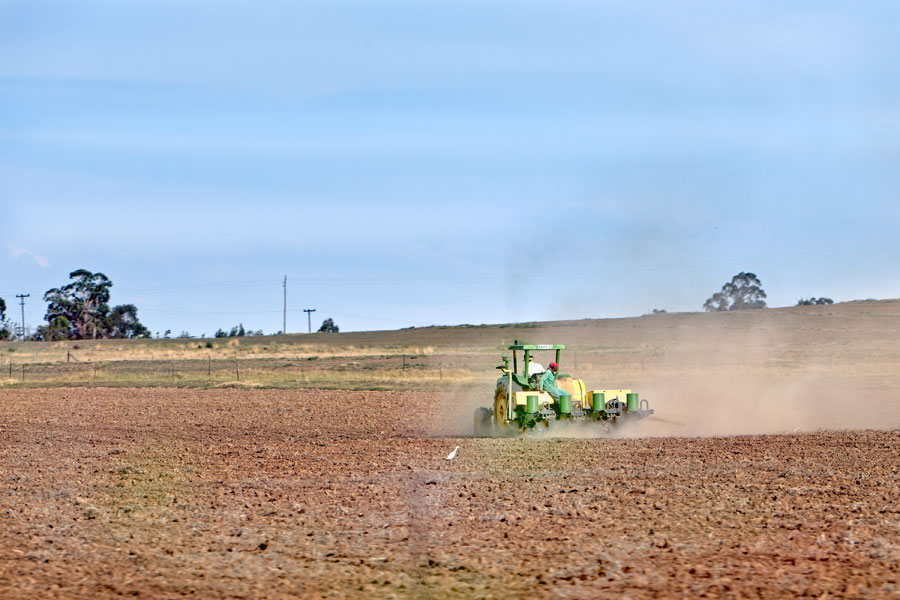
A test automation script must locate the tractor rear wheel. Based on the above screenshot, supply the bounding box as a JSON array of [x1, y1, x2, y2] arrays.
[[493, 387, 511, 432]]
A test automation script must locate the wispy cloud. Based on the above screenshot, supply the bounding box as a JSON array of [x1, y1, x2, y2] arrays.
[[9, 243, 29, 260], [9, 242, 50, 268]]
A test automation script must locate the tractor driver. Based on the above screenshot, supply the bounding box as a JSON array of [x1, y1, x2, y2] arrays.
[[539, 362, 568, 403], [525, 354, 544, 376]]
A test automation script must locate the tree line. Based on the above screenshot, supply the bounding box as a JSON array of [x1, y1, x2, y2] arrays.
[[1, 269, 340, 341], [700, 272, 832, 312], [1, 268, 835, 341]]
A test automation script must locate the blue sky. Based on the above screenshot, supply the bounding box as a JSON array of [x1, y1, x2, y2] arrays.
[[2, 1, 900, 336]]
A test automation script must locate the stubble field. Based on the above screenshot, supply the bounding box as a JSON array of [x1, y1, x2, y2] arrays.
[[3, 300, 900, 598]]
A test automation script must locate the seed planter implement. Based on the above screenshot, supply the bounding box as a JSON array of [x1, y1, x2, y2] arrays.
[[473, 343, 654, 436]]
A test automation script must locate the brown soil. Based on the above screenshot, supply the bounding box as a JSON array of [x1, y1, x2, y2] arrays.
[[2, 387, 900, 598]]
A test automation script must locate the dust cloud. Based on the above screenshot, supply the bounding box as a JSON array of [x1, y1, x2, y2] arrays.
[[427, 380, 495, 438], [625, 311, 900, 437], [450, 372, 900, 440], [430, 310, 900, 439]]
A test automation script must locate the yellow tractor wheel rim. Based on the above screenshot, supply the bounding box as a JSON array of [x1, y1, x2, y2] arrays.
[[494, 389, 509, 429]]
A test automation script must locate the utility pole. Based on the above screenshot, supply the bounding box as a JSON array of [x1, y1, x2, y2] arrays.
[[304, 308, 316, 334], [283, 276, 287, 335], [15, 294, 29, 341]]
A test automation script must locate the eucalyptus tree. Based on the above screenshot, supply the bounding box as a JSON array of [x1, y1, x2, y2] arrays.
[[318, 318, 339, 333], [35, 316, 70, 341], [0, 297, 9, 339], [43, 269, 113, 339], [703, 272, 768, 312], [107, 304, 151, 338]]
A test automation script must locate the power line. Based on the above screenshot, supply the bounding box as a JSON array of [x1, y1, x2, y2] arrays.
[[139, 307, 312, 315], [113, 278, 283, 293]]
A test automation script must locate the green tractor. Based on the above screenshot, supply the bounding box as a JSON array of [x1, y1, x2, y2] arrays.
[[473, 343, 654, 436]]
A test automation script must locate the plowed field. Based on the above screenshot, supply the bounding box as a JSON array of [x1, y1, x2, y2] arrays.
[[2, 387, 900, 598]]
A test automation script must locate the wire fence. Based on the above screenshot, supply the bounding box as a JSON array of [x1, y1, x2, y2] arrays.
[[2, 347, 897, 389], [0, 352, 468, 389]]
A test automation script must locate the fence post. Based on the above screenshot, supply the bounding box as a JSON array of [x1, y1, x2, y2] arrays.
[[235, 362, 240, 381], [21, 364, 25, 382], [208, 356, 211, 376]]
